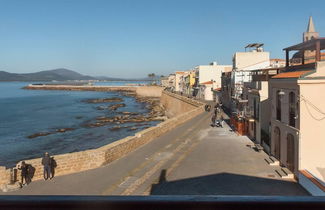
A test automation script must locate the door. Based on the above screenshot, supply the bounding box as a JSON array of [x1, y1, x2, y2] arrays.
[[274, 127, 281, 160], [287, 134, 295, 172]]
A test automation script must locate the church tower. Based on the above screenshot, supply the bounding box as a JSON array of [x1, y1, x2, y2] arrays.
[[303, 16, 319, 62], [303, 16, 319, 42]]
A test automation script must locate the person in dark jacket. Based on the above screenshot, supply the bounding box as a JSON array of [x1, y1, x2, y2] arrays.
[[18, 161, 28, 186], [211, 113, 216, 127], [50, 157, 57, 179], [42, 152, 51, 180]]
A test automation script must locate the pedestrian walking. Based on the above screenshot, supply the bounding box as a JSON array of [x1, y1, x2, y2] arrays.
[[18, 161, 28, 186], [211, 113, 216, 127], [205, 104, 209, 112], [50, 157, 57, 179], [220, 115, 224, 128], [42, 152, 51, 180]]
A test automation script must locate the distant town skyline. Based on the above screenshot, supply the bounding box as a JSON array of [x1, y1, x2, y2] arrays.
[[1, 0, 325, 78]]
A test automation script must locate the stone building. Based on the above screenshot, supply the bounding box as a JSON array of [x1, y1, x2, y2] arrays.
[[270, 29, 325, 195]]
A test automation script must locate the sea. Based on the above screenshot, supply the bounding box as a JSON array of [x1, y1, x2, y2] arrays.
[[0, 81, 155, 167]]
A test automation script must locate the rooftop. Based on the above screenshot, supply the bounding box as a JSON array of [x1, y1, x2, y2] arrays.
[[272, 70, 312, 79], [200, 81, 213, 85], [283, 38, 325, 51]]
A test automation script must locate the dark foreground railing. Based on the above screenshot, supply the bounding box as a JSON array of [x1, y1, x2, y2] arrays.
[[0, 196, 324, 210]]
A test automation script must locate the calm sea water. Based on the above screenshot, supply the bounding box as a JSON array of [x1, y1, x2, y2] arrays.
[[0, 81, 155, 167]]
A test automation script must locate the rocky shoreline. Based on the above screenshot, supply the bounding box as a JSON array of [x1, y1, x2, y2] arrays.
[[26, 90, 166, 140]]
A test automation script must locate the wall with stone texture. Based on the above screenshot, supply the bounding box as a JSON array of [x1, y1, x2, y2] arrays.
[[0, 90, 204, 190], [136, 86, 164, 97], [0, 167, 10, 186], [160, 91, 203, 118]]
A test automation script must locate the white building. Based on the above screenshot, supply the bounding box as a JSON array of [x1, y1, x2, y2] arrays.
[[195, 62, 231, 101], [175, 71, 186, 92], [231, 44, 271, 112]]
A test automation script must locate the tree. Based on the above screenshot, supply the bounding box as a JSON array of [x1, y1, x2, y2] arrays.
[[148, 73, 156, 81]]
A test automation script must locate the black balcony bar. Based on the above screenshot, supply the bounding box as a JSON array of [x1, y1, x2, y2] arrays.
[[0, 196, 324, 210]]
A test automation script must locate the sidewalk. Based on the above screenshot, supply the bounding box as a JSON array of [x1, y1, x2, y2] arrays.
[[1, 109, 309, 196]]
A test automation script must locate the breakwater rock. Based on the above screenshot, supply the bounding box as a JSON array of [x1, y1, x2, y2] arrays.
[[27, 128, 75, 139], [109, 103, 126, 111], [83, 96, 166, 129], [82, 97, 123, 104]]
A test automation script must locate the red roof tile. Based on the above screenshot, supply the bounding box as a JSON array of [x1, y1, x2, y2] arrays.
[[272, 70, 312, 79], [200, 81, 213, 85]]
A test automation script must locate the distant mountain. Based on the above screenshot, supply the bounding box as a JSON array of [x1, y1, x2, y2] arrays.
[[0, 68, 163, 82], [0, 68, 95, 81], [93, 76, 127, 81]]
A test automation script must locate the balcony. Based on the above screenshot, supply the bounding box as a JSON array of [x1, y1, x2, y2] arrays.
[[285, 62, 316, 72], [244, 107, 254, 119]]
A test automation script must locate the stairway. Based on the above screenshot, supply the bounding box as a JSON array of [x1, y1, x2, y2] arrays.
[[265, 156, 280, 166], [275, 167, 294, 179]]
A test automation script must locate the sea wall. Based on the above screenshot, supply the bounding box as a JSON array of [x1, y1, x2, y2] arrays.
[[160, 91, 203, 118], [0, 90, 204, 189], [136, 86, 163, 97]]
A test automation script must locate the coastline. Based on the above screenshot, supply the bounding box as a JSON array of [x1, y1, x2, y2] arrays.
[[0, 87, 205, 191]]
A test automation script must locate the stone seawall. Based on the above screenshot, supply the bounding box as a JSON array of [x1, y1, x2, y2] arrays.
[[0, 90, 205, 189], [160, 91, 202, 118], [24, 85, 164, 98]]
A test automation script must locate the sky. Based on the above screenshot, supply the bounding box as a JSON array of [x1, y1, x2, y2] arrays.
[[1, 0, 325, 78]]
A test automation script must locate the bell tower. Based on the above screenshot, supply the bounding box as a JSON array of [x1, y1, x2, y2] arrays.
[[303, 17, 319, 62], [303, 16, 319, 42]]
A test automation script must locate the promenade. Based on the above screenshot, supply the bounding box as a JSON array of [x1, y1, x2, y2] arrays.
[[1, 108, 309, 195]]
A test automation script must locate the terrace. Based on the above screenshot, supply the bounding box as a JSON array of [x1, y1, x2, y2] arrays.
[[284, 38, 325, 71]]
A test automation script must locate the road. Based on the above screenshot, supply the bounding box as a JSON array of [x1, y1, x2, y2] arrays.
[[1, 110, 309, 195]]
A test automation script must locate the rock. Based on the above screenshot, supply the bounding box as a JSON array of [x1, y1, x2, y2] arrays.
[[83, 122, 105, 128], [56, 128, 75, 133], [109, 103, 126, 111], [110, 126, 121, 131], [27, 132, 53, 139], [117, 111, 138, 115], [96, 106, 106, 110], [83, 97, 123, 104]]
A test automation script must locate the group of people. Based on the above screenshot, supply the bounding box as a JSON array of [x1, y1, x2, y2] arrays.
[[206, 103, 224, 128], [42, 152, 57, 181], [18, 152, 57, 187]]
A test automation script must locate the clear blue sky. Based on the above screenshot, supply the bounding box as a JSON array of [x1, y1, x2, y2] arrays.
[[1, 0, 324, 78]]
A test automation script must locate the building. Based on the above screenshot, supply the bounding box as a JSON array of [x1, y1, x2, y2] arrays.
[[231, 44, 271, 112], [199, 81, 214, 101], [270, 59, 286, 68], [221, 71, 232, 112], [269, 17, 325, 195], [167, 74, 176, 90], [160, 76, 169, 87], [184, 70, 196, 96], [194, 62, 231, 101], [174, 71, 186, 92], [242, 67, 283, 152]]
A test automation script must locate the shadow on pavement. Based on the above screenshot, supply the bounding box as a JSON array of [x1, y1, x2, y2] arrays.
[[150, 170, 309, 196]]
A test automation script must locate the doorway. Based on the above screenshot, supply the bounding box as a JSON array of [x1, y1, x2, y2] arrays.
[[274, 127, 281, 160], [287, 134, 295, 172]]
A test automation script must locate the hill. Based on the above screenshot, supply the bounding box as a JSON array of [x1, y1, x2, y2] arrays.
[[0, 69, 95, 81]]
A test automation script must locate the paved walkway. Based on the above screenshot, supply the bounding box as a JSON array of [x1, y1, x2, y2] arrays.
[[1, 109, 309, 195]]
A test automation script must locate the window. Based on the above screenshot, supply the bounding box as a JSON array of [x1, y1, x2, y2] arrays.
[[276, 90, 281, 121], [289, 92, 296, 127]]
